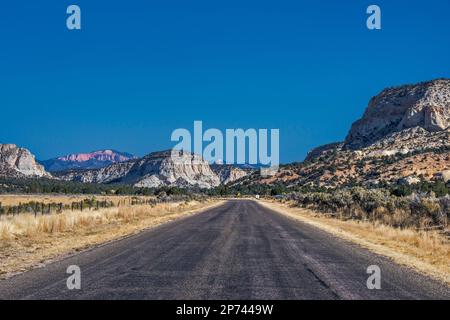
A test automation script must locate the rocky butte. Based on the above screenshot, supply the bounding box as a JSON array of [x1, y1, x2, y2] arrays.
[[344, 79, 449, 149], [0, 144, 50, 178]]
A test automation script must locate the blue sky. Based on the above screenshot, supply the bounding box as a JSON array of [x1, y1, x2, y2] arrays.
[[0, 0, 449, 163]]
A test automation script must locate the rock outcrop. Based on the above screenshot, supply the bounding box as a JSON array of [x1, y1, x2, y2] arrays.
[[54, 161, 136, 184], [41, 149, 136, 172], [305, 142, 342, 162], [210, 164, 249, 185], [344, 79, 450, 149], [0, 144, 50, 178], [130, 150, 221, 189]]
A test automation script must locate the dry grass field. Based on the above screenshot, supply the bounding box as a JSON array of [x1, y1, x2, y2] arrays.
[[261, 200, 450, 285], [0, 197, 222, 278], [0, 194, 153, 207]]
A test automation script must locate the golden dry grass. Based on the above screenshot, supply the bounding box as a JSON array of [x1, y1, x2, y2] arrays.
[[260, 200, 450, 285], [0, 194, 153, 207], [0, 199, 223, 278]]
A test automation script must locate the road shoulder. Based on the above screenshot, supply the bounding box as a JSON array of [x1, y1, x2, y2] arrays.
[[258, 199, 450, 286], [0, 200, 224, 280]]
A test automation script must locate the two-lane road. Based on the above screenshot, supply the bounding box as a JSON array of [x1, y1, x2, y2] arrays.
[[0, 200, 448, 299]]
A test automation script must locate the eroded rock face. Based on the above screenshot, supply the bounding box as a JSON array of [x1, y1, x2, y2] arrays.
[[55, 161, 136, 184], [0, 144, 50, 178], [131, 151, 221, 189], [210, 164, 249, 185], [344, 79, 450, 149]]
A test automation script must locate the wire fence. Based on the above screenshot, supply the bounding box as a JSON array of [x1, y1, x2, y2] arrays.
[[0, 197, 160, 218]]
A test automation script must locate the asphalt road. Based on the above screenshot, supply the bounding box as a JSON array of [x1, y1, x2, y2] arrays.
[[0, 200, 448, 300]]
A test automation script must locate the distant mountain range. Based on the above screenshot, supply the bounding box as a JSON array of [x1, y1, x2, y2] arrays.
[[1, 78, 449, 190], [0, 146, 249, 189], [53, 150, 249, 189], [40, 150, 137, 172]]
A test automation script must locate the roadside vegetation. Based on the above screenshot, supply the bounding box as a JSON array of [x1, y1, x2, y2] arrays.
[[286, 187, 449, 230], [0, 176, 199, 196]]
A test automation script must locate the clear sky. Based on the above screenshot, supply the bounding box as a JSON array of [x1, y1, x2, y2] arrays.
[[0, 0, 449, 163]]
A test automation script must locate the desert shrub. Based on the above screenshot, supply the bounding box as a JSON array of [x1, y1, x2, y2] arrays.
[[290, 188, 449, 229]]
